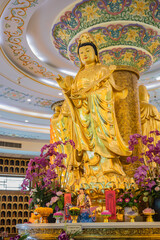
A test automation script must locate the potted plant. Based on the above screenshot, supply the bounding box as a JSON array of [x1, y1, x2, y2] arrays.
[[127, 130, 160, 221], [101, 210, 112, 222], [21, 140, 75, 222], [68, 207, 80, 223], [53, 211, 64, 223], [116, 189, 138, 221]]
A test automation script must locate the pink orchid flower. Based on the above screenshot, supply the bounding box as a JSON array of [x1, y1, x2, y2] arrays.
[[50, 196, 59, 204], [29, 198, 33, 204], [46, 202, 50, 207], [56, 191, 63, 196]]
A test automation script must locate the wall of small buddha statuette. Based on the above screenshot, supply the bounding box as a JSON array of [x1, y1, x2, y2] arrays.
[[0, 157, 30, 236], [0, 158, 30, 175]]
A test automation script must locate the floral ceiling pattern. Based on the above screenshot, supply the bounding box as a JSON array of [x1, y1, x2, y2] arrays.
[[0, 85, 55, 109], [52, 0, 160, 72], [2, 0, 56, 81]]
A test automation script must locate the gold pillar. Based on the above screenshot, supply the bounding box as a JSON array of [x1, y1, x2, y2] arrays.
[[113, 66, 141, 176], [113, 66, 141, 144]]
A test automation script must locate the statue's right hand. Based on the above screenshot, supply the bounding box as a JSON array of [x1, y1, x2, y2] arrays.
[[56, 74, 65, 88], [56, 74, 64, 82]]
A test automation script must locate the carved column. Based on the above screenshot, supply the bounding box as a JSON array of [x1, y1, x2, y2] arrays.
[[113, 66, 141, 144], [113, 66, 141, 176]]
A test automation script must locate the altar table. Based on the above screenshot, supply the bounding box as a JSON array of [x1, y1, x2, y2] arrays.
[[16, 222, 160, 240]]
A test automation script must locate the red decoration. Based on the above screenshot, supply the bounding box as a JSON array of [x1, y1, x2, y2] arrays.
[[64, 193, 71, 220], [105, 190, 116, 219]]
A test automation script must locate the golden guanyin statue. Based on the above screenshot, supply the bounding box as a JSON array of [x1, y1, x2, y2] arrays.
[[139, 85, 160, 142], [51, 32, 132, 188]]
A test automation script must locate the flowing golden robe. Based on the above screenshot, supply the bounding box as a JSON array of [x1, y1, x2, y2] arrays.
[[139, 85, 160, 141], [50, 101, 73, 161], [66, 64, 130, 158], [51, 63, 131, 183]]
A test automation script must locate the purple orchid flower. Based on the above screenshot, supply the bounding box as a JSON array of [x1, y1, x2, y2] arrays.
[[58, 231, 69, 240]]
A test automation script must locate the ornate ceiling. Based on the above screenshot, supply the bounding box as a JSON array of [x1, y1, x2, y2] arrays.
[[0, 0, 160, 146], [52, 0, 160, 72]]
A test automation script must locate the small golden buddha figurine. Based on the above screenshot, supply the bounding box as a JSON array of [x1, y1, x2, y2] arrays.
[[53, 32, 131, 187], [52, 106, 61, 119], [139, 85, 160, 142], [76, 188, 96, 222], [77, 188, 92, 210]]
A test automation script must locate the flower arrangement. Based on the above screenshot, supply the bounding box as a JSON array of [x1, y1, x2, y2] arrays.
[[58, 230, 82, 240], [35, 207, 53, 216], [126, 210, 138, 216], [9, 234, 29, 240], [116, 190, 138, 208], [127, 130, 160, 205], [126, 210, 138, 222], [45, 191, 65, 212], [21, 140, 75, 211], [69, 207, 80, 216], [101, 210, 111, 216], [32, 213, 41, 220], [101, 210, 112, 222], [143, 208, 155, 222], [58, 231, 69, 240], [143, 208, 155, 214], [53, 212, 63, 218]]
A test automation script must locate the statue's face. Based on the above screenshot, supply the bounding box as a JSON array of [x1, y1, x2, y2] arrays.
[[79, 45, 96, 65], [79, 189, 84, 194]]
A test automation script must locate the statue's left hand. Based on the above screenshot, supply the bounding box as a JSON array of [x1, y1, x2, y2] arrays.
[[109, 65, 116, 72], [115, 88, 128, 100]]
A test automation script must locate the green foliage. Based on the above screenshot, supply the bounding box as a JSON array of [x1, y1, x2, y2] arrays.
[[19, 234, 29, 240], [29, 180, 53, 210]]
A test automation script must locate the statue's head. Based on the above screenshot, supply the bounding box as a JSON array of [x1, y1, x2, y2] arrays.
[[55, 106, 61, 113], [79, 187, 85, 194], [139, 85, 150, 103], [78, 32, 100, 68]]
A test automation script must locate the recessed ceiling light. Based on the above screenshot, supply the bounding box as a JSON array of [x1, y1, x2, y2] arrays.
[[0, 104, 52, 118], [156, 76, 160, 81], [27, 99, 31, 102], [40, 79, 59, 87], [25, 120, 29, 123], [59, 69, 77, 76], [58, 93, 62, 95]]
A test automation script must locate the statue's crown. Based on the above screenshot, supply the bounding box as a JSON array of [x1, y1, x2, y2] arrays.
[[78, 32, 97, 47]]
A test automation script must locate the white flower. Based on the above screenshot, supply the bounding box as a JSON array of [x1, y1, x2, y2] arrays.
[[32, 189, 37, 192], [37, 198, 40, 202], [155, 186, 160, 192], [29, 190, 33, 196]]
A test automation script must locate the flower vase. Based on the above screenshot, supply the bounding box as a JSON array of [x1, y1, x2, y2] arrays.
[[35, 207, 53, 223], [103, 216, 110, 222], [59, 210, 65, 223], [124, 207, 132, 222], [42, 216, 48, 223], [55, 218, 61, 223], [117, 213, 123, 222], [152, 198, 160, 221], [71, 215, 78, 223], [144, 213, 154, 222], [128, 215, 136, 222]]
